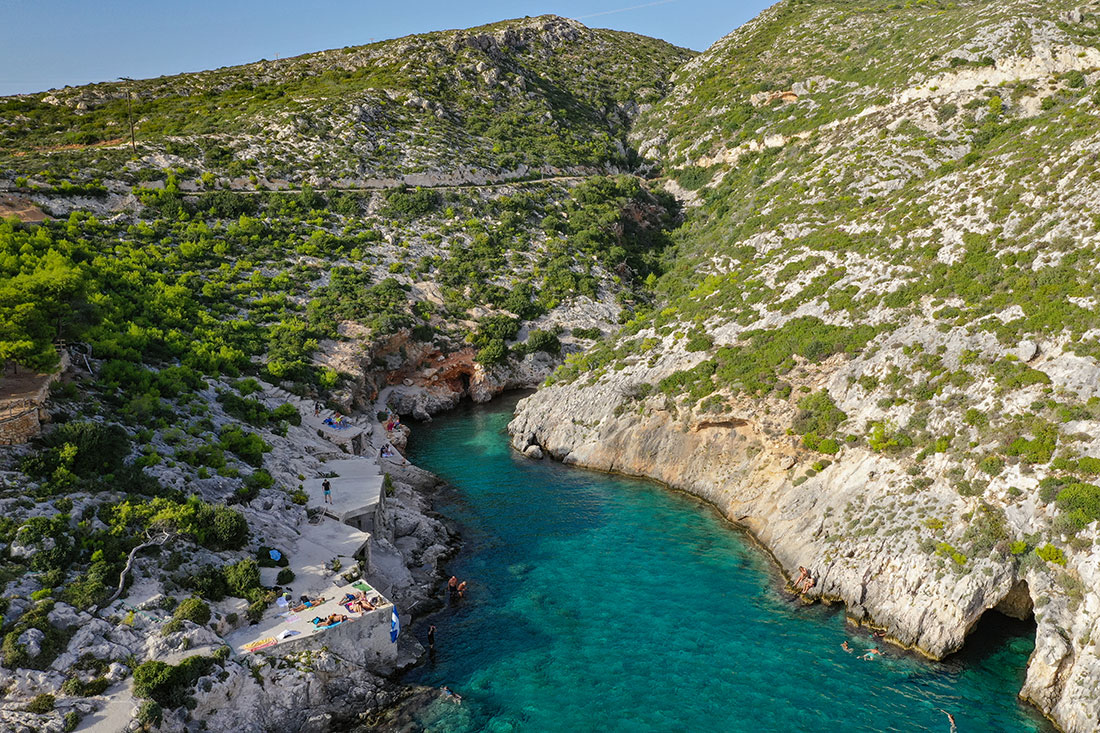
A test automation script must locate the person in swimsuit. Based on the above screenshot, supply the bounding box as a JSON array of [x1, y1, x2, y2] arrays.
[[940, 710, 957, 733], [841, 641, 852, 653], [862, 647, 881, 660], [322, 479, 332, 504], [427, 624, 436, 650], [440, 686, 462, 705]]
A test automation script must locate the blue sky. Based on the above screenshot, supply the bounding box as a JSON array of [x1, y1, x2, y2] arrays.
[[0, 1, 773, 96]]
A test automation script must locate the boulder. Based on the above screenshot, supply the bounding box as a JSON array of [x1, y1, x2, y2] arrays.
[[1016, 340, 1040, 362], [523, 444, 544, 460]]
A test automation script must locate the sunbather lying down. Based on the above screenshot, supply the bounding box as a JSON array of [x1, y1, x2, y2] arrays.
[[311, 613, 348, 627], [292, 596, 326, 613]]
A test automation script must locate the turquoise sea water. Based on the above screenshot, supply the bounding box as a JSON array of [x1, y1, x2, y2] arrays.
[[403, 393, 1052, 733]]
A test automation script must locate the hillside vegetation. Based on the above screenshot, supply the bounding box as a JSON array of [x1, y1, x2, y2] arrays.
[[0, 16, 687, 731], [1, 15, 692, 185], [511, 3, 1100, 731]]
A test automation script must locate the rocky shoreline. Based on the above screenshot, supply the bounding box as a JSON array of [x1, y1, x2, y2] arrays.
[[507, 382, 1096, 733]]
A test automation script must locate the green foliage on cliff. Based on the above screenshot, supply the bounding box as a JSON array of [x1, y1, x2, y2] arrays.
[[133, 656, 216, 709], [0, 16, 692, 180], [657, 317, 880, 400], [794, 390, 847, 453]]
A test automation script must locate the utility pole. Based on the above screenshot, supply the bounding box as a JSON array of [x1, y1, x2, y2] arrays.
[[119, 77, 136, 153]]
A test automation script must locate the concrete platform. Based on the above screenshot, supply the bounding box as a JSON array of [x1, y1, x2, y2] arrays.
[[305, 456, 385, 532], [227, 579, 392, 657]]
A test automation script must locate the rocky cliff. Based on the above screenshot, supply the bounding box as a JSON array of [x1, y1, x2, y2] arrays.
[[512, 2, 1100, 731]]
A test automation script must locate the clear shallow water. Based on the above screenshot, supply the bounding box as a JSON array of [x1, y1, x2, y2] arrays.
[[403, 394, 1052, 733]]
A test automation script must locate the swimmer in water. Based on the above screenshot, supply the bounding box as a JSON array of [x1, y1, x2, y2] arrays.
[[861, 647, 881, 660], [940, 709, 957, 733], [841, 641, 853, 653], [440, 686, 462, 705]]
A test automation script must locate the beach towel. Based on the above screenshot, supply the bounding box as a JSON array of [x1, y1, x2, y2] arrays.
[[277, 629, 301, 640], [242, 637, 277, 653]]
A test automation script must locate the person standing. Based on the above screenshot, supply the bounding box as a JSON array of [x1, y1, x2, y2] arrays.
[[322, 478, 332, 504]]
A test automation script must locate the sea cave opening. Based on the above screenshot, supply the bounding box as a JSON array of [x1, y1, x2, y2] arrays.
[[950, 580, 1036, 670]]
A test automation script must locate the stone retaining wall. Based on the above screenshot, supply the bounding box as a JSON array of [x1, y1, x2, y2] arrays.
[[0, 406, 41, 445]]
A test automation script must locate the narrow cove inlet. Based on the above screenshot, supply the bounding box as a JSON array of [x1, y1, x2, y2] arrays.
[[400, 393, 1052, 733]]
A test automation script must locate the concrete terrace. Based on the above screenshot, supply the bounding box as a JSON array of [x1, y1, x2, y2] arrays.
[[305, 457, 386, 533], [224, 385, 396, 662], [227, 579, 392, 657]]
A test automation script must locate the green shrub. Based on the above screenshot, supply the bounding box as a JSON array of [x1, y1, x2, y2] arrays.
[[1035, 543, 1067, 566], [1055, 482, 1100, 532], [271, 403, 302, 426], [571, 326, 602, 340], [224, 559, 261, 599], [173, 597, 211, 626], [684, 329, 713, 352], [978, 454, 1005, 475], [136, 701, 162, 727], [276, 568, 295, 585], [133, 656, 214, 709], [523, 329, 561, 355], [246, 599, 267, 624], [219, 425, 270, 467], [1005, 422, 1057, 464], [26, 693, 55, 713], [476, 339, 508, 365]]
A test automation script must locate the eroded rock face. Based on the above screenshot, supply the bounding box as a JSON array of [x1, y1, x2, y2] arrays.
[[508, 370, 1100, 732]]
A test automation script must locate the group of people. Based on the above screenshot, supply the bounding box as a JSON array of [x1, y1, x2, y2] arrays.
[[384, 413, 401, 432], [322, 412, 349, 429], [793, 566, 816, 594], [341, 590, 377, 614], [447, 575, 467, 601]]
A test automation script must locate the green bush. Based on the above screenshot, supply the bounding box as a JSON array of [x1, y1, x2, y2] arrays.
[[276, 568, 295, 585], [271, 403, 302, 425], [173, 597, 211, 626], [136, 701, 162, 727], [219, 425, 270, 467], [224, 559, 261, 599], [1055, 482, 1100, 533], [1005, 422, 1057, 464], [26, 693, 55, 713], [476, 339, 508, 365], [1035, 543, 1067, 566], [978, 454, 1005, 475], [523, 329, 561, 355], [133, 656, 215, 709], [571, 326, 602, 340]]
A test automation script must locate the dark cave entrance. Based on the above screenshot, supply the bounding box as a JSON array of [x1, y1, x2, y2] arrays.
[[952, 579, 1035, 666]]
